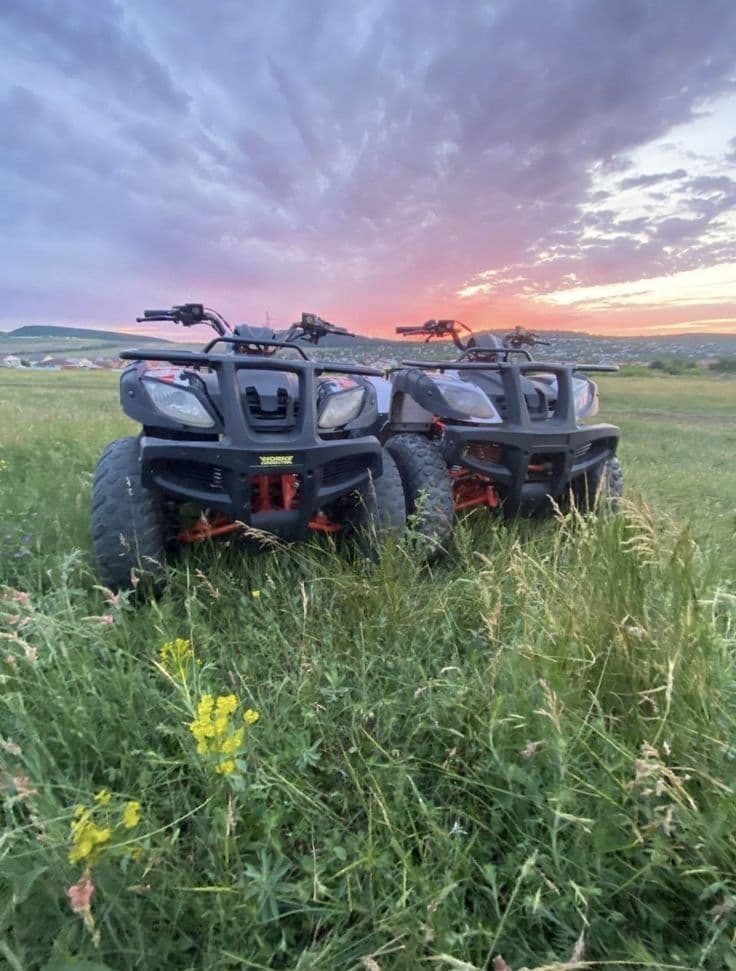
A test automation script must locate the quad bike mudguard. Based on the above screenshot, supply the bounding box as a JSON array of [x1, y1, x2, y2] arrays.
[[120, 347, 383, 542]]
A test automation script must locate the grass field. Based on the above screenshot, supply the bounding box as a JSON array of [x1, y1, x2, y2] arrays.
[[1, 370, 735, 970]]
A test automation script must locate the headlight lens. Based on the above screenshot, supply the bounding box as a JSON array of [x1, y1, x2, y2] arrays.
[[435, 378, 502, 422], [318, 386, 366, 429], [142, 377, 216, 428], [573, 376, 599, 418]]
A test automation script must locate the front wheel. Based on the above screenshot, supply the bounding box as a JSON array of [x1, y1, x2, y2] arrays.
[[573, 455, 624, 512], [91, 436, 170, 590], [348, 449, 406, 552], [385, 433, 454, 554]]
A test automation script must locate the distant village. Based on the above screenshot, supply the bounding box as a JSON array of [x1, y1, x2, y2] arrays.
[[1, 352, 127, 370], [1, 327, 735, 372]]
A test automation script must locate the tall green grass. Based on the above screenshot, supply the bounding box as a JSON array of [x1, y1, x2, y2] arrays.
[[2, 507, 735, 969], [1, 371, 735, 969]]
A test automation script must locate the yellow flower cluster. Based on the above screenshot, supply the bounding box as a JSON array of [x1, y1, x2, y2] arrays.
[[69, 790, 143, 865], [122, 800, 142, 829], [70, 808, 111, 865], [189, 693, 260, 775], [159, 637, 195, 673]]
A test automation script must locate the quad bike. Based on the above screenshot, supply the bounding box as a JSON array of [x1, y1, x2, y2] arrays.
[[380, 320, 623, 547], [91, 304, 405, 590]]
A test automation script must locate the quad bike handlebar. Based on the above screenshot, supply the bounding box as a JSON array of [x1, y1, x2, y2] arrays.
[[137, 304, 355, 348], [283, 312, 357, 345], [502, 325, 551, 349], [396, 319, 473, 349], [138, 303, 231, 336], [396, 322, 450, 337], [396, 319, 553, 353]]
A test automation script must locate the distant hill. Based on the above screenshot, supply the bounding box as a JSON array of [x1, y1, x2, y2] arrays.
[[1, 324, 733, 366], [3, 325, 161, 343]]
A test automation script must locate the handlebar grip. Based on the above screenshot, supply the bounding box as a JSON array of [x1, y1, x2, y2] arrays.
[[396, 326, 424, 334], [143, 309, 172, 318]]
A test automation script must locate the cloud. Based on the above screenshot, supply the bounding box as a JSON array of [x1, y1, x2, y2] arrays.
[[1, 0, 736, 332], [536, 262, 736, 310], [618, 169, 687, 190], [639, 317, 736, 331], [1, 0, 188, 113]]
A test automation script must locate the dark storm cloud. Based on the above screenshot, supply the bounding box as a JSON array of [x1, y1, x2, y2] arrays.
[[1, 0, 736, 326]]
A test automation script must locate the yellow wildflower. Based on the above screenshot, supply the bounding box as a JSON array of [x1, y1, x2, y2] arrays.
[[197, 714, 216, 736], [189, 693, 217, 750], [69, 815, 111, 864], [219, 728, 244, 754], [216, 694, 237, 716], [68, 796, 145, 866], [159, 637, 194, 671], [251, 590, 261, 598], [122, 801, 142, 829], [210, 695, 237, 737], [189, 691, 256, 776], [189, 719, 213, 746], [212, 715, 228, 737]]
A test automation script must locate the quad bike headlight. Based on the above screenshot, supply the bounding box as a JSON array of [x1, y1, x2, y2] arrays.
[[142, 377, 216, 428], [317, 386, 366, 429], [435, 378, 502, 423], [573, 376, 599, 419]]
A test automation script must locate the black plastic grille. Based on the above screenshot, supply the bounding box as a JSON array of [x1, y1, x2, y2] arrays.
[[156, 461, 226, 494], [321, 455, 367, 485], [465, 441, 504, 465]]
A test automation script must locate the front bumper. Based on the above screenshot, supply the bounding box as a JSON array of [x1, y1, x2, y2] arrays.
[[443, 422, 619, 516], [120, 347, 387, 543], [140, 436, 382, 541]]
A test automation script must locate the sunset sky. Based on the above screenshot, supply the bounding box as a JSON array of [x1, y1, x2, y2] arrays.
[[1, 0, 736, 338]]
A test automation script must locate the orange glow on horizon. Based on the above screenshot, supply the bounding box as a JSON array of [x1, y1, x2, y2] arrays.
[[78, 262, 736, 341], [119, 310, 736, 343]]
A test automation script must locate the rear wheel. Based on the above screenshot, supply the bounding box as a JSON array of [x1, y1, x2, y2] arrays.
[[91, 436, 170, 590], [385, 433, 454, 553], [574, 455, 623, 511]]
